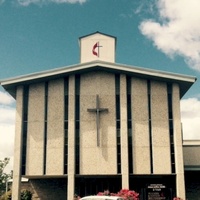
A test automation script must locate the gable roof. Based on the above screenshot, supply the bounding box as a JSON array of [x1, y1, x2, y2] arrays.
[[0, 60, 196, 98], [79, 31, 116, 40]]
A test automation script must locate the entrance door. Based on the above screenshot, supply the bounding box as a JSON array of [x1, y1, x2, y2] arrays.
[[75, 176, 121, 197]]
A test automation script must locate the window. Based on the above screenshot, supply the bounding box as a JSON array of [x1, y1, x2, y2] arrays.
[[115, 74, 121, 174], [21, 85, 29, 175]]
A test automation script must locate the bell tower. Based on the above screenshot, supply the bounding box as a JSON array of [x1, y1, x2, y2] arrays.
[[79, 32, 116, 63]]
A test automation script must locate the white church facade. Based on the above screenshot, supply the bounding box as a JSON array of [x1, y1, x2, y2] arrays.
[[1, 32, 199, 200]]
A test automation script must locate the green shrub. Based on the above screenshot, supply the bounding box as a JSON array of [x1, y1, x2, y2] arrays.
[[21, 189, 32, 200], [1, 189, 32, 200]]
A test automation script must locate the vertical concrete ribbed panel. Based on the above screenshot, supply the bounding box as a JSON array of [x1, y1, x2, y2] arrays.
[[151, 81, 171, 174], [172, 83, 186, 199], [131, 78, 151, 174], [120, 74, 129, 189], [67, 75, 75, 200], [46, 78, 64, 175], [26, 83, 45, 175], [12, 86, 23, 200], [80, 71, 116, 174]]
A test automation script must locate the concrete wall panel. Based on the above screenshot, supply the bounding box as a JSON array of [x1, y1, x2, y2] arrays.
[[46, 79, 64, 175], [183, 146, 200, 166], [173, 83, 186, 199], [151, 81, 171, 174], [80, 71, 116, 174], [132, 78, 150, 174], [12, 86, 24, 200], [67, 75, 76, 200], [120, 74, 129, 189], [26, 83, 45, 175]]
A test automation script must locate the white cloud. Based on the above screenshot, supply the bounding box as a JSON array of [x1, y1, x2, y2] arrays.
[[0, 92, 15, 172], [0, 123, 15, 173], [0, 124, 15, 156], [181, 98, 200, 139], [17, 0, 87, 6], [139, 0, 200, 72], [0, 107, 15, 124], [0, 92, 15, 124], [0, 91, 15, 105]]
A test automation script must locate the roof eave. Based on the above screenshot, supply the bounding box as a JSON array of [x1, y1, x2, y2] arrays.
[[1, 61, 196, 99]]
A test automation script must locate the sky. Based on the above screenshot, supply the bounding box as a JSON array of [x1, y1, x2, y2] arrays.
[[0, 0, 200, 172]]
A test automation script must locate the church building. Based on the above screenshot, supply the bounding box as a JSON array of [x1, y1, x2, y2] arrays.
[[0, 32, 197, 200]]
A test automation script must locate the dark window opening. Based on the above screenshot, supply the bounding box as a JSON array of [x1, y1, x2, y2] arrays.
[[43, 82, 48, 175], [21, 85, 29, 175], [75, 75, 80, 175], [127, 76, 133, 174], [64, 77, 68, 174], [167, 83, 175, 173], [115, 74, 121, 174], [147, 80, 153, 174]]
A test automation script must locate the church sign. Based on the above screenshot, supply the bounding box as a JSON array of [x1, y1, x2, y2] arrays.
[[146, 184, 170, 200]]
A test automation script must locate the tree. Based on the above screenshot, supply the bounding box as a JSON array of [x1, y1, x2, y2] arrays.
[[0, 158, 12, 196]]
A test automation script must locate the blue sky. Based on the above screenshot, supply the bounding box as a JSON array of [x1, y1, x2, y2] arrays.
[[0, 0, 200, 171]]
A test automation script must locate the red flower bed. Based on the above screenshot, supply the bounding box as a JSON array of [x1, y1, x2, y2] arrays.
[[97, 189, 139, 200], [116, 189, 139, 200]]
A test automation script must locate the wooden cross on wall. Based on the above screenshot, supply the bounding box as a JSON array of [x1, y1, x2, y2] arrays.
[[87, 95, 108, 146]]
